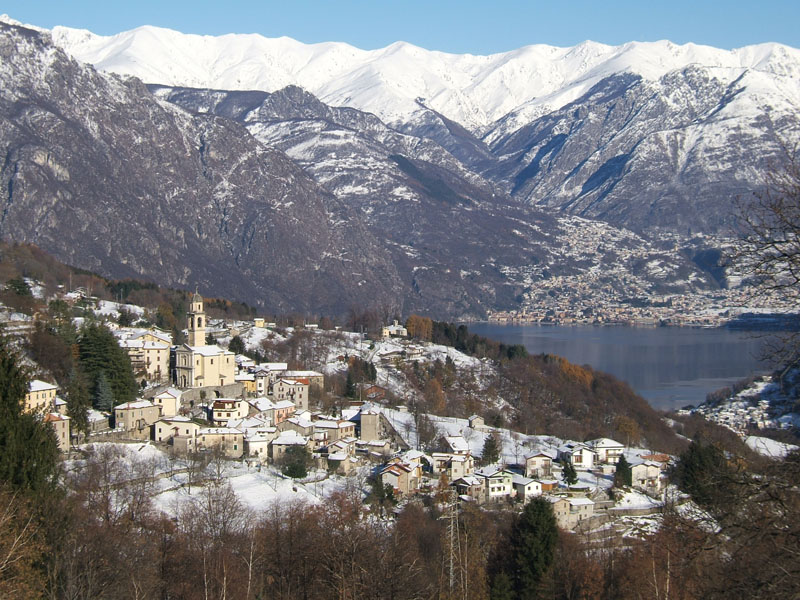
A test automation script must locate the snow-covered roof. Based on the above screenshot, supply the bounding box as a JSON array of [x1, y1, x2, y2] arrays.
[[44, 412, 69, 422], [155, 387, 182, 399], [187, 344, 233, 357], [158, 415, 192, 423], [248, 397, 274, 412], [568, 497, 595, 507], [511, 473, 537, 486], [29, 379, 56, 392], [115, 400, 155, 410], [454, 475, 482, 487], [283, 370, 323, 377], [273, 430, 307, 445], [587, 437, 624, 449], [199, 427, 243, 435], [445, 435, 470, 453]]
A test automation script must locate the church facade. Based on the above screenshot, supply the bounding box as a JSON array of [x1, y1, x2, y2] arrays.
[[173, 293, 236, 388]]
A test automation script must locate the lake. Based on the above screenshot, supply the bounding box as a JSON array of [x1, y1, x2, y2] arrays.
[[467, 323, 772, 411]]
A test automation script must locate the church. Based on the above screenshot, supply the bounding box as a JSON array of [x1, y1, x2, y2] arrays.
[[172, 293, 236, 389]]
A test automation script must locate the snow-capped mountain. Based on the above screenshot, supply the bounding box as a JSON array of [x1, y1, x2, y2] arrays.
[[48, 22, 800, 136], [0, 20, 718, 318], [41, 19, 800, 234]]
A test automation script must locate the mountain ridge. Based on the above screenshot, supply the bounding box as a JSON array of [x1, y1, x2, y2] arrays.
[[40, 18, 800, 135]]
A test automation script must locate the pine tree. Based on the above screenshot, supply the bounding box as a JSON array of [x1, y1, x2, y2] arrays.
[[65, 369, 91, 436], [481, 433, 501, 466], [562, 460, 578, 487], [77, 323, 137, 407], [93, 372, 115, 412], [510, 497, 558, 598], [614, 454, 632, 488], [0, 335, 59, 493], [490, 571, 515, 600], [228, 335, 246, 355]]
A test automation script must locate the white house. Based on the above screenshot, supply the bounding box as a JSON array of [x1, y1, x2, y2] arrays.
[[557, 443, 598, 470], [587, 438, 625, 464], [511, 473, 542, 503]]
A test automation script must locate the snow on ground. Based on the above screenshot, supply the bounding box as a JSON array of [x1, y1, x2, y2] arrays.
[[94, 299, 146, 320], [69, 441, 371, 517], [745, 435, 799, 459], [611, 490, 663, 510]]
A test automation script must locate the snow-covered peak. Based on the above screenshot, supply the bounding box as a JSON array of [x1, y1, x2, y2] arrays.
[[48, 22, 800, 132]]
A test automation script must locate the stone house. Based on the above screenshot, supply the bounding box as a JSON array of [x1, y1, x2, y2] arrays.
[[381, 458, 423, 495], [631, 461, 663, 494], [114, 400, 162, 440], [431, 452, 475, 480], [548, 496, 595, 530], [270, 430, 309, 463], [274, 378, 309, 412], [452, 475, 484, 502], [192, 427, 245, 458], [381, 320, 408, 339]]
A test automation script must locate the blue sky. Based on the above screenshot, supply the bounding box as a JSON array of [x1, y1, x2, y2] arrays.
[[4, 0, 799, 53]]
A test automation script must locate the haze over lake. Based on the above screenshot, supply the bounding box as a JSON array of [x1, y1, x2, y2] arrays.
[[468, 323, 771, 411]]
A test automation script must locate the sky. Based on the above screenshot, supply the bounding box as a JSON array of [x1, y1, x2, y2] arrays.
[[3, 0, 799, 54]]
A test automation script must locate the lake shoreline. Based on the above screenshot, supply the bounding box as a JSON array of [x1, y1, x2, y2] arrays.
[[465, 322, 772, 411]]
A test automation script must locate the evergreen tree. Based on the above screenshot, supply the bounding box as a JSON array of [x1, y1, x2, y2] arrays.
[[481, 433, 501, 466], [490, 571, 515, 600], [65, 369, 91, 436], [562, 460, 578, 486], [93, 372, 114, 412], [673, 440, 733, 510], [228, 335, 246, 355], [281, 445, 311, 479], [510, 497, 558, 598], [5, 276, 31, 296], [614, 454, 632, 487], [0, 335, 59, 493], [77, 323, 137, 407]]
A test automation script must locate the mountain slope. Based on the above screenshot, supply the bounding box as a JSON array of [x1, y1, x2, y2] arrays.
[[0, 21, 404, 315], [44, 20, 800, 234], [0, 20, 720, 318]]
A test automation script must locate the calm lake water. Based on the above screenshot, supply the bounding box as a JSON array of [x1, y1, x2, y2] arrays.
[[467, 323, 772, 411]]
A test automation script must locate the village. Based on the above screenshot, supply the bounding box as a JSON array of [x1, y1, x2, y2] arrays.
[[11, 287, 682, 535]]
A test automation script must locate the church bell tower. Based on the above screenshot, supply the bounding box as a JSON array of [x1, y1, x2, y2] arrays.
[[187, 291, 206, 346]]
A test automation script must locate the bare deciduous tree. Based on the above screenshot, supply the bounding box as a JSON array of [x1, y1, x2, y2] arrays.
[[734, 143, 800, 375]]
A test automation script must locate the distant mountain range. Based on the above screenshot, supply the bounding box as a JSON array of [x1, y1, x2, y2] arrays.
[[1, 16, 798, 317]]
